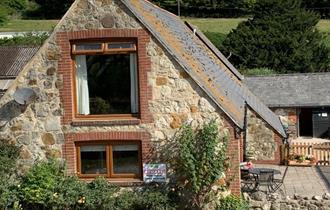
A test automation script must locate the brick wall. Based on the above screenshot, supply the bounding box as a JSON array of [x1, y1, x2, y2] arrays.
[[56, 28, 153, 125], [224, 118, 241, 196]]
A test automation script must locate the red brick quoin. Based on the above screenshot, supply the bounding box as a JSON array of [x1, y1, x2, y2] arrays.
[[56, 29, 153, 125]]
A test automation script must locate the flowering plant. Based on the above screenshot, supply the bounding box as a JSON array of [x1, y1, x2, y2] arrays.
[[288, 153, 317, 163]]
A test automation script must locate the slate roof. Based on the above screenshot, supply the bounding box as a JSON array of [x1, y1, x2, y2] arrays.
[[245, 73, 330, 108], [121, 0, 286, 137], [0, 46, 39, 78], [0, 46, 39, 98]]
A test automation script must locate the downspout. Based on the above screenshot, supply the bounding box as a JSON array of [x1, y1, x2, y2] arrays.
[[242, 102, 248, 161]]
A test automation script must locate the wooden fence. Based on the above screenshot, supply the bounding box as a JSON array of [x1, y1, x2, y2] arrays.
[[282, 142, 330, 165]]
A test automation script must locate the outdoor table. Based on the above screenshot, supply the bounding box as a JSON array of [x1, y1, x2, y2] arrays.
[[240, 168, 281, 193], [248, 168, 281, 176]]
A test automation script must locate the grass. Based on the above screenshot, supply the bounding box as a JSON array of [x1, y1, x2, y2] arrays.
[[0, 19, 58, 32], [184, 18, 330, 47]]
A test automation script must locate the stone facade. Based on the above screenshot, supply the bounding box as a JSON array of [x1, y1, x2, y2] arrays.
[[246, 109, 282, 163], [0, 0, 242, 194], [273, 108, 298, 140]]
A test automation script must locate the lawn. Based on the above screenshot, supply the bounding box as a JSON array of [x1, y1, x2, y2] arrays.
[[184, 18, 330, 47], [0, 19, 58, 32]]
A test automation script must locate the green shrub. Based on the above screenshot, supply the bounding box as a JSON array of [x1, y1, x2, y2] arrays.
[[14, 159, 176, 210], [133, 189, 176, 210], [0, 32, 49, 46], [19, 159, 65, 209], [175, 120, 229, 208], [5, 0, 27, 11], [217, 195, 250, 210], [0, 140, 20, 209]]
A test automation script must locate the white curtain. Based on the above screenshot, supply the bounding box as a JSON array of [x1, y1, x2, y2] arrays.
[[130, 53, 139, 113], [75, 55, 90, 115]]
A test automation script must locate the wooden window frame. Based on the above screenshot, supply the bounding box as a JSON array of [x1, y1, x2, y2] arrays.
[[76, 141, 142, 179], [71, 39, 139, 120]]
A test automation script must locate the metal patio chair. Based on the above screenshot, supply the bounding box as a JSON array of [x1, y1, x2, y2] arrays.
[[240, 169, 258, 192], [269, 166, 288, 193], [256, 170, 274, 193]]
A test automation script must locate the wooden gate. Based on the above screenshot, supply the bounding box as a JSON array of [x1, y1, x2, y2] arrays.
[[282, 142, 330, 165]]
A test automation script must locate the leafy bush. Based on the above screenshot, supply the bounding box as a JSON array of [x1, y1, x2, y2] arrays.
[[19, 159, 65, 209], [0, 32, 49, 46], [133, 188, 176, 210], [175, 120, 229, 208], [223, 0, 330, 73], [12, 159, 176, 210], [217, 195, 250, 210], [4, 0, 27, 11], [0, 140, 20, 209]]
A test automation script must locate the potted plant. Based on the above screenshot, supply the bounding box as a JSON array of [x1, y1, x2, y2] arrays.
[[288, 154, 317, 166]]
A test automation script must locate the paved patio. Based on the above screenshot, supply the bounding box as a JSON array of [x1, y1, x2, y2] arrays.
[[255, 164, 330, 197]]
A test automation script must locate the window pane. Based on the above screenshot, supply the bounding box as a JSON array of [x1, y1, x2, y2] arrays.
[[80, 145, 107, 174], [76, 53, 138, 115], [113, 144, 139, 174], [75, 43, 102, 51], [108, 43, 135, 50]]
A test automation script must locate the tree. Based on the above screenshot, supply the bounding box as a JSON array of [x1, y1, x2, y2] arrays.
[[33, 0, 74, 19], [222, 0, 330, 73]]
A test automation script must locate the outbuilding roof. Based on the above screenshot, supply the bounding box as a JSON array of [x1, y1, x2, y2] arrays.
[[0, 46, 39, 98], [121, 0, 286, 137], [0, 46, 39, 78], [245, 73, 330, 108]]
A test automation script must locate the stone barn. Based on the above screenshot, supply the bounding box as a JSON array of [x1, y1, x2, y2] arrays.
[[246, 73, 330, 143], [0, 0, 286, 195]]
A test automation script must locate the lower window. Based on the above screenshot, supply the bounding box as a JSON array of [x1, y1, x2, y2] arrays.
[[76, 141, 141, 179]]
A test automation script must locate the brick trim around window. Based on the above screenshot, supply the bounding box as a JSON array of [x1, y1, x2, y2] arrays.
[[56, 29, 153, 125], [63, 131, 152, 176]]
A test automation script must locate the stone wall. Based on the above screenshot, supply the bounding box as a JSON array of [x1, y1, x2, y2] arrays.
[[273, 108, 298, 140], [246, 109, 281, 162], [245, 191, 330, 210], [0, 0, 241, 194]]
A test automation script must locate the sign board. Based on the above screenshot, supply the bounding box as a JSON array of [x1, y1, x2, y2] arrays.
[[143, 164, 166, 183]]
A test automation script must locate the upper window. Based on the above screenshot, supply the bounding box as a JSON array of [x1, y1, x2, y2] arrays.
[[72, 41, 138, 117]]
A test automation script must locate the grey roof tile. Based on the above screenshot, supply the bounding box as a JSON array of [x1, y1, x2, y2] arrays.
[[245, 73, 330, 107]]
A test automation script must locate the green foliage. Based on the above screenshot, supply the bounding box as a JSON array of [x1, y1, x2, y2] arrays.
[[0, 32, 48, 46], [0, 7, 8, 26], [217, 195, 250, 210], [223, 0, 330, 73], [19, 160, 65, 208], [203, 31, 227, 50], [4, 0, 27, 11], [133, 188, 176, 210], [175, 120, 229, 208], [0, 140, 20, 209], [33, 0, 73, 19], [10, 159, 176, 210], [241, 67, 277, 76]]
